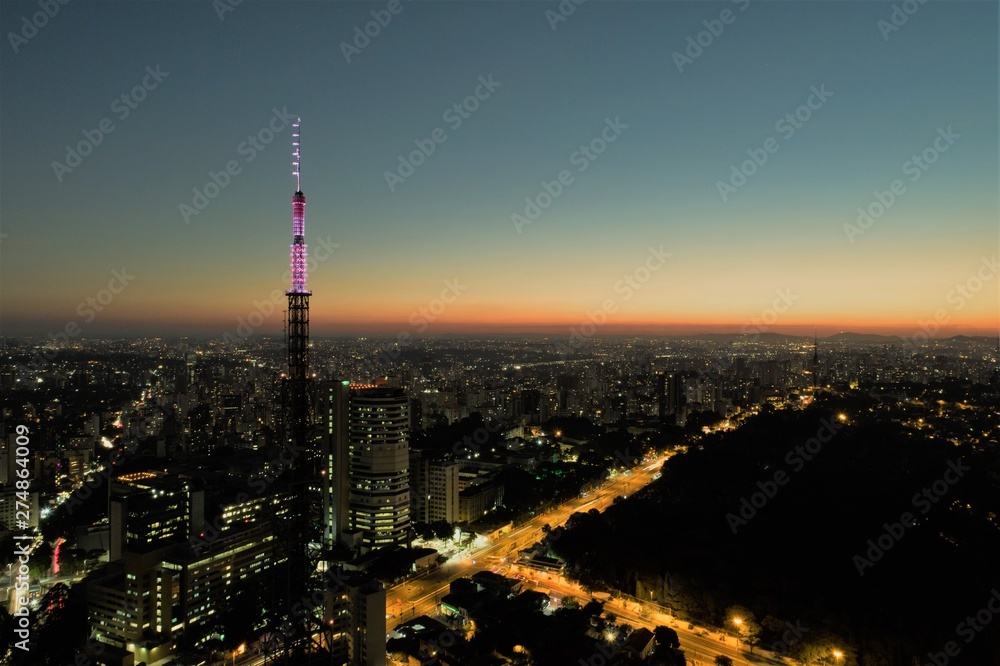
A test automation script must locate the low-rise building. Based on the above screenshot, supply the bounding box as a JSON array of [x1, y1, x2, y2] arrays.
[[458, 480, 503, 523], [621, 627, 655, 660]]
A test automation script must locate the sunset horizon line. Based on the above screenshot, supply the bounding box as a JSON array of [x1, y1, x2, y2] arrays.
[[5, 321, 998, 342]]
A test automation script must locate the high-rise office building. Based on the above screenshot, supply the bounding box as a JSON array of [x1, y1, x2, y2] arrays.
[[347, 577, 385, 666], [321, 379, 351, 549], [87, 523, 274, 662], [321, 571, 386, 666], [656, 371, 686, 424], [346, 387, 410, 551], [87, 545, 174, 660], [410, 449, 460, 524], [109, 472, 204, 561]]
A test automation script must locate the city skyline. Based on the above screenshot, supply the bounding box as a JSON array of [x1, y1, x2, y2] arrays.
[[2, 3, 999, 662], [1, 1, 997, 340]]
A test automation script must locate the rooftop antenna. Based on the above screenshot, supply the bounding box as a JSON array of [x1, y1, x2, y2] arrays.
[[288, 118, 308, 295], [292, 117, 301, 192]]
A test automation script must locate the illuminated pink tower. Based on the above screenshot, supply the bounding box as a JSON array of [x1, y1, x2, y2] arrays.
[[285, 118, 311, 464], [289, 119, 309, 295], [274, 118, 331, 664]]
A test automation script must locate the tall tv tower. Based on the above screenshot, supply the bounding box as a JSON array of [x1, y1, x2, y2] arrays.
[[286, 118, 311, 450], [274, 118, 325, 663]]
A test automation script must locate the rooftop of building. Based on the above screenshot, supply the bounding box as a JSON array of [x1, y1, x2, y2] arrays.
[[622, 626, 655, 652]]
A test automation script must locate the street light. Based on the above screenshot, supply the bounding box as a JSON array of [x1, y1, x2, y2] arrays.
[[832, 649, 844, 662], [731, 617, 743, 648]]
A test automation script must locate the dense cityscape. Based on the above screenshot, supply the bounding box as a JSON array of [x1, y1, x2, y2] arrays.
[[0, 333, 997, 665], [2, 1, 998, 666]]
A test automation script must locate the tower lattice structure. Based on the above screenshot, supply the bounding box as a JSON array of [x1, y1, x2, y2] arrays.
[[262, 118, 335, 665]]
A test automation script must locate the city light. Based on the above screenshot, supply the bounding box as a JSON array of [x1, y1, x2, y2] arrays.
[[5, 5, 995, 660]]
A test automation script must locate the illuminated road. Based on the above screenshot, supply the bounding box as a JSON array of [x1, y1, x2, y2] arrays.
[[385, 453, 671, 630], [513, 568, 786, 666], [385, 442, 788, 666]]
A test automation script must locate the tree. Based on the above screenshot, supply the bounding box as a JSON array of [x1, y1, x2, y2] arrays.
[[31, 583, 83, 664], [787, 633, 857, 666], [685, 410, 723, 432], [0, 607, 14, 661], [411, 522, 435, 540], [724, 604, 761, 654], [714, 656, 734, 666], [582, 600, 604, 618], [30, 541, 54, 578], [58, 547, 88, 575], [430, 520, 453, 540], [654, 625, 680, 649]]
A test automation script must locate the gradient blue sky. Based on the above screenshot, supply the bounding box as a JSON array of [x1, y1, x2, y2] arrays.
[[1, 0, 997, 338]]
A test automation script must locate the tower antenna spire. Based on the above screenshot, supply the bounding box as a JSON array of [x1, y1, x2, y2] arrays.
[[292, 117, 301, 192], [288, 117, 308, 295]]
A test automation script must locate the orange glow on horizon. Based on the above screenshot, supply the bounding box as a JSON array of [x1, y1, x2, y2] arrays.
[[5, 286, 995, 339]]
